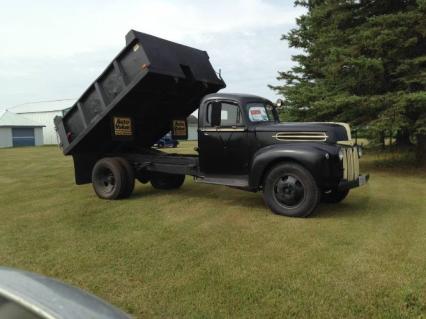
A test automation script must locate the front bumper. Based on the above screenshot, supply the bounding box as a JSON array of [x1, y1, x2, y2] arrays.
[[338, 174, 369, 191]]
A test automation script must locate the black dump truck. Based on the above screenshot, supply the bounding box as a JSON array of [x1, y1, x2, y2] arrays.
[[55, 30, 369, 217]]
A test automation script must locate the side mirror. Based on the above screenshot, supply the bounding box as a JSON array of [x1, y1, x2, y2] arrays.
[[211, 102, 221, 127], [275, 99, 284, 109]]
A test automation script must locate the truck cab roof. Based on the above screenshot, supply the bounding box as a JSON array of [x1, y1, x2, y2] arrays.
[[202, 93, 273, 105]]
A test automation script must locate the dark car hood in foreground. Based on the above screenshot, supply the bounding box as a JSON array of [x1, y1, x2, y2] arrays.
[[0, 267, 131, 319], [255, 122, 350, 143]]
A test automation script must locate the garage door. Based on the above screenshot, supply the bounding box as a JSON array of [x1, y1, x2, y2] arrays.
[[12, 128, 35, 147]]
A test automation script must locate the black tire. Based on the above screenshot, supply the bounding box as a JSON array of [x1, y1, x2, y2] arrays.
[[91, 158, 126, 200], [321, 189, 349, 203], [114, 157, 135, 198], [150, 173, 185, 190], [262, 162, 320, 217]]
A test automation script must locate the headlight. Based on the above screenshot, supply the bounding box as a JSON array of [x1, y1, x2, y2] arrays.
[[338, 148, 344, 161], [357, 145, 363, 158]]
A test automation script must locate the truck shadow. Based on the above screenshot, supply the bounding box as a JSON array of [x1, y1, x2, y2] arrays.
[[312, 194, 372, 219], [130, 183, 372, 219], [130, 183, 267, 211]]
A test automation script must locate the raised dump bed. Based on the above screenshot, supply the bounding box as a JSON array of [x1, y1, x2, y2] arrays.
[[54, 30, 225, 155]]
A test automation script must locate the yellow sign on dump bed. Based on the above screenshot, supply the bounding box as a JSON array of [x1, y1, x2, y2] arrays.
[[113, 117, 133, 136], [172, 120, 188, 139]]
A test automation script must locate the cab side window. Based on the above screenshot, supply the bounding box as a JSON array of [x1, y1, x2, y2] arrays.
[[221, 103, 242, 127], [205, 102, 243, 127]]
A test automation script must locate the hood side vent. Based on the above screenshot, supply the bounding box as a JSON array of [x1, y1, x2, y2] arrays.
[[273, 132, 328, 142]]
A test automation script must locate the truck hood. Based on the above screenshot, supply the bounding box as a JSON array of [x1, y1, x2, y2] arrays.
[[254, 122, 351, 143]]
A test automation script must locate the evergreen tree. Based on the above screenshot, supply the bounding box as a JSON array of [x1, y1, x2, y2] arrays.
[[271, 0, 426, 162]]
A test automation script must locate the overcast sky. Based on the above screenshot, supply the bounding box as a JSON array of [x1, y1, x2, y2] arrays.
[[0, 0, 304, 109]]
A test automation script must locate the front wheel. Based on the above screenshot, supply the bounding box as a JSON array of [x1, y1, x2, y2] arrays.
[[262, 162, 320, 217], [321, 189, 349, 203]]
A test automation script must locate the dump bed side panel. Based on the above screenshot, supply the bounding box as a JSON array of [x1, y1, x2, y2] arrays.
[[55, 30, 225, 155]]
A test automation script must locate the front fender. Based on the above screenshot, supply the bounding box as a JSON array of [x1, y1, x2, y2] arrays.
[[249, 143, 339, 190]]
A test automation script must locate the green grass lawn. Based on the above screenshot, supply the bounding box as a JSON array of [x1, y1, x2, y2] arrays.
[[0, 144, 425, 318]]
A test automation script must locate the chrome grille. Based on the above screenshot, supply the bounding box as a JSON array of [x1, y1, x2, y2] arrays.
[[342, 147, 359, 181]]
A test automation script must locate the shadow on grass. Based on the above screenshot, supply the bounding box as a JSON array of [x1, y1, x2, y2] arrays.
[[128, 182, 375, 219], [129, 183, 267, 210], [313, 193, 373, 219]]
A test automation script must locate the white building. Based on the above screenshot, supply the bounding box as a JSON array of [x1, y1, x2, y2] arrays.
[[187, 115, 198, 140], [8, 99, 198, 144], [0, 110, 44, 148], [9, 99, 75, 145]]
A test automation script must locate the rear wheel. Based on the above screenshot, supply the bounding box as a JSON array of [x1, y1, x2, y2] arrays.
[[321, 189, 349, 203], [150, 173, 185, 190], [262, 162, 320, 217], [114, 157, 135, 198], [91, 158, 126, 200]]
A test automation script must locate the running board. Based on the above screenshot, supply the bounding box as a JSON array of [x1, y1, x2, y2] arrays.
[[195, 175, 249, 188]]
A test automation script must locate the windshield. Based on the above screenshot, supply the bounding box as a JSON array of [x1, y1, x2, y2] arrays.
[[246, 103, 277, 122]]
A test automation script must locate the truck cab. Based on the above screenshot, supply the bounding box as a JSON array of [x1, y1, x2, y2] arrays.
[[193, 93, 369, 216], [198, 93, 278, 175]]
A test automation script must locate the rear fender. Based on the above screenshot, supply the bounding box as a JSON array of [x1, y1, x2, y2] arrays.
[[72, 154, 100, 185]]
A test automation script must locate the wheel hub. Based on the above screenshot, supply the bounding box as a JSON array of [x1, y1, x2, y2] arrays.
[[105, 175, 115, 186], [274, 175, 305, 207], [97, 170, 116, 193]]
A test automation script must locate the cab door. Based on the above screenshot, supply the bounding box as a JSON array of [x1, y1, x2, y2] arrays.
[[198, 100, 249, 174]]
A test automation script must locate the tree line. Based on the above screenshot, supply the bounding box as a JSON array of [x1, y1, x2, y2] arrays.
[[272, 0, 426, 163]]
